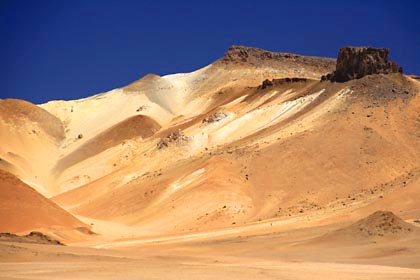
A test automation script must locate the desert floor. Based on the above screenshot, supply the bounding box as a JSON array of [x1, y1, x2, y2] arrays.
[[1, 220, 420, 280]]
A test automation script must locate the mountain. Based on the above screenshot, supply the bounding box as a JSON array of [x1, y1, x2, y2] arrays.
[[0, 45, 419, 246]]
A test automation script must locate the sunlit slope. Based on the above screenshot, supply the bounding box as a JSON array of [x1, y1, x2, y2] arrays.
[[53, 74, 420, 240], [35, 46, 334, 194], [0, 99, 64, 196], [2, 45, 420, 245]]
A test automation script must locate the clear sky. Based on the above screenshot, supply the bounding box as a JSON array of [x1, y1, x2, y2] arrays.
[[1, 0, 419, 104]]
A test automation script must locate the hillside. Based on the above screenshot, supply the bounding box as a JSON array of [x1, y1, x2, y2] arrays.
[[0, 45, 419, 251], [0, 169, 86, 233]]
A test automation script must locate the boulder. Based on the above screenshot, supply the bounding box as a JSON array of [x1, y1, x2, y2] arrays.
[[322, 47, 403, 82]]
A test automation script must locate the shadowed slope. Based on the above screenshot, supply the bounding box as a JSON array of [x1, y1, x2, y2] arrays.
[[0, 169, 86, 233], [53, 115, 161, 173], [0, 99, 64, 141]]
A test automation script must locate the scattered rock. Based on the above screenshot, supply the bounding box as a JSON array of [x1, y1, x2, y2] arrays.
[[0, 231, 64, 245], [157, 130, 189, 149], [77, 134, 83, 139], [258, 77, 307, 89], [202, 112, 228, 123], [322, 47, 403, 82], [136, 105, 149, 112]]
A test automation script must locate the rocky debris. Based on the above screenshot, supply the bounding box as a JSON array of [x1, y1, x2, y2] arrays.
[[77, 134, 83, 139], [352, 211, 416, 237], [258, 77, 308, 89], [322, 47, 403, 82], [333, 211, 419, 239], [348, 74, 415, 102], [157, 130, 189, 149], [202, 112, 228, 123], [0, 231, 64, 245]]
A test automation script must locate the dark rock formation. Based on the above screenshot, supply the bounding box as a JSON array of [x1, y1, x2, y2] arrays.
[[221, 45, 300, 63], [322, 47, 403, 82], [258, 77, 307, 89], [218, 46, 336, 77]]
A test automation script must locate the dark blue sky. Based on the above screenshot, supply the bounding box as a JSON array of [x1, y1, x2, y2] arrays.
[[1, 0, 419, 104]]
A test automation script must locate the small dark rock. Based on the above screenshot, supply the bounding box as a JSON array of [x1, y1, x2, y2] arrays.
[[258, 77, 307, 89]]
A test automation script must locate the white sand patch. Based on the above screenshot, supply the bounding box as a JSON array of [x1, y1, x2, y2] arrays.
[[223, 95, 248, 107], [41, 89, 172, 157], [211, 90, 324, 144], [129, 168, 207, 218], [188, 133, 210, 152], [170, 168, 206, 192], [121, 173, 140, 186]]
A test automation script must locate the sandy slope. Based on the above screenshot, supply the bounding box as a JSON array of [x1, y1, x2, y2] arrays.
[[0, 169, 86, 233]]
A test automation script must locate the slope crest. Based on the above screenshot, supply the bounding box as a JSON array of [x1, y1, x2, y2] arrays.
[[0, 99, 64, 141], [53, 115, 161, 173]]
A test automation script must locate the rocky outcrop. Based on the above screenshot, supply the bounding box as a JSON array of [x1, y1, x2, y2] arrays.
[[221, 45, 301, 63], [218, 46, 335, 76], [258, 77, 307, 89], [322, 47, 403, 82]]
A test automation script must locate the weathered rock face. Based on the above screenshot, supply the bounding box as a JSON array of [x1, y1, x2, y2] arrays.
[[322, 47, 403, 82], [221, 45, 300, 63], [218, 45, 336, 77]]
